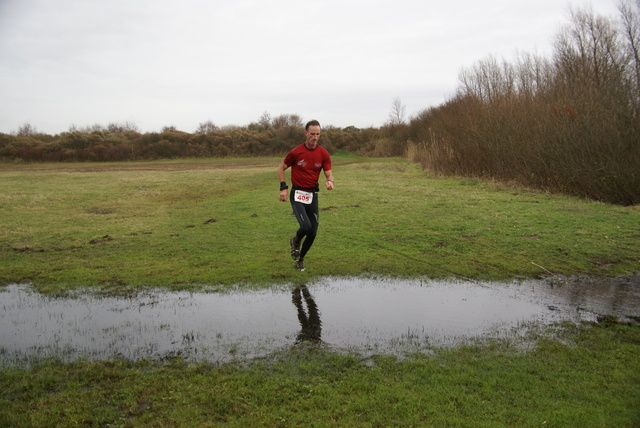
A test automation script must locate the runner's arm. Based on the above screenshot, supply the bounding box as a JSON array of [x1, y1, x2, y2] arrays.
[[324, 169, 334, 190], [278, 162, 290, 202]]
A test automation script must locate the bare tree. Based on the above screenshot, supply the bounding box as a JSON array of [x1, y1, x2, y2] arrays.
[[195, 120, 219, 134], [82, 123, 106, 133], [513, 51, 553, 99], [387, 97, 406, 126], [271, 114, 303, 129], [553, 6, 625, 93], [259, 111, 272, 129], [458, 55, 522, 102], [619, 0, 640, 113], [107, 121, 140, 133], [16, 123, 37, 136]]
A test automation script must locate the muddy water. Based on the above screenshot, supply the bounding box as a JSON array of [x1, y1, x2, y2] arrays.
[[1, 275, 639, 366]]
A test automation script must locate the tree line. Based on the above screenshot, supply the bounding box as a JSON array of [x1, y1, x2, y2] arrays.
[[0, 113, 395, 162], [404, 2, 640, 205], [2, 3, 638, 205]]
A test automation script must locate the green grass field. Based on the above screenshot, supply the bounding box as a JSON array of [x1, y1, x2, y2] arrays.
[[1, 322, 639, 427], [1, 156, 639, 426], [1, 155, 638, 293]]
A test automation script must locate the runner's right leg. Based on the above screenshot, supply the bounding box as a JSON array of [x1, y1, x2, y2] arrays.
[[290, 236, 300, 260]]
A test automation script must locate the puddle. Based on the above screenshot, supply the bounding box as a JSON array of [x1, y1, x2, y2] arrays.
[[1, 275, 639, 366]]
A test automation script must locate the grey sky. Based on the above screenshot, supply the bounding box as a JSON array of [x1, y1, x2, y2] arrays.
[[0, 0, 622, 134]]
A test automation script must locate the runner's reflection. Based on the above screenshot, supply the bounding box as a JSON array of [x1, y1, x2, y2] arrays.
[[291, 285, 322, 344]]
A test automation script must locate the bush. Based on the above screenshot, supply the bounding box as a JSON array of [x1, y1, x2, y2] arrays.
[[0, 118, 378, 162], [405, 3, 640, 205]]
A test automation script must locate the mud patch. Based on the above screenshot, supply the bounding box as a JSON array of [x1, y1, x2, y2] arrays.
[[1, 275, 638, 366], [86, 208, 115, 215], [89, 235, 114, 244]]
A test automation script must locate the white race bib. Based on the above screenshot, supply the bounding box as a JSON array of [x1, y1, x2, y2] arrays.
[[294, 189, 314, 204]]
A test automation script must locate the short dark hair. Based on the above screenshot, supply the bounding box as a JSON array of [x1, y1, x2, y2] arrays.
[[305, 120, 321, 131]]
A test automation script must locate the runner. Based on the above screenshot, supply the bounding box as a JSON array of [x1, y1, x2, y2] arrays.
[[277, 120, 334, 271]]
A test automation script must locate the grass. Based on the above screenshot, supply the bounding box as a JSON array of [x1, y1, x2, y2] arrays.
[[0, 155, 638, 293], [1, 155, 639, 426], [0, 320, 638, 427]]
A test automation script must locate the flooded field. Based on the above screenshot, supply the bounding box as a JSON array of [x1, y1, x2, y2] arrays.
[[1, 275, 639, 366]]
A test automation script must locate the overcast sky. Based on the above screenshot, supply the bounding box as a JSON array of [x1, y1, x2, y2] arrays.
[[0, 0, 623, 134]]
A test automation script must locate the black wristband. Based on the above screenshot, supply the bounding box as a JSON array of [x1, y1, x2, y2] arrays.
[[280, 181, 288, 191]]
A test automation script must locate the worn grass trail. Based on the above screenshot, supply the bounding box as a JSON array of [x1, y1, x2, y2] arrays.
[[0, 156, 638, 293]]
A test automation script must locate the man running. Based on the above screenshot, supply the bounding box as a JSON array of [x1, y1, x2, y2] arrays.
[[277, 120, 334, 271]]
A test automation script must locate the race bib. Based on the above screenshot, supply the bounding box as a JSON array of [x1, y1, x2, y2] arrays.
[[294, 190, 313, 204]]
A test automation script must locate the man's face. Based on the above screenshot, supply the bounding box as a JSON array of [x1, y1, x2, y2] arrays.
[[304, 125, 321, 149]]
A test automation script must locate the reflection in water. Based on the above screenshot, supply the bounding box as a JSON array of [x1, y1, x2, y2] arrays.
[[292, 285, 322, 344], [1, 275, 638, 366]]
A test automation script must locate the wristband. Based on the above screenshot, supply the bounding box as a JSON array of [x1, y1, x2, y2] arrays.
[[280, 181, 288, 191]]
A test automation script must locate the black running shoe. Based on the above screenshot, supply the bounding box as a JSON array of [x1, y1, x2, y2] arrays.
[[290, 236, 300, 260], [295, 259, 305, 271]]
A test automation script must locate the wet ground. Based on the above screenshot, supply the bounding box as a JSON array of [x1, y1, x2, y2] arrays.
[[1, 275, 639, 366]]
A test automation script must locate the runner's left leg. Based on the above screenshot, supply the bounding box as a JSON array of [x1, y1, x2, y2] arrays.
[[298, 196, 319, 261], [290, 192, 319, 261]]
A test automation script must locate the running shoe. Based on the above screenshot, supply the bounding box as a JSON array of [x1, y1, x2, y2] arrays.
[[295, 259, 305, 271], [290, 236, 300, 260]]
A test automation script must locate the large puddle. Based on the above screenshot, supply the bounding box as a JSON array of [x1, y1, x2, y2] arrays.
[[1, 275, 639, 366]]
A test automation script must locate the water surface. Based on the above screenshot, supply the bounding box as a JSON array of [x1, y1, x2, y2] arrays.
[[1, 275, 638, 366]]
